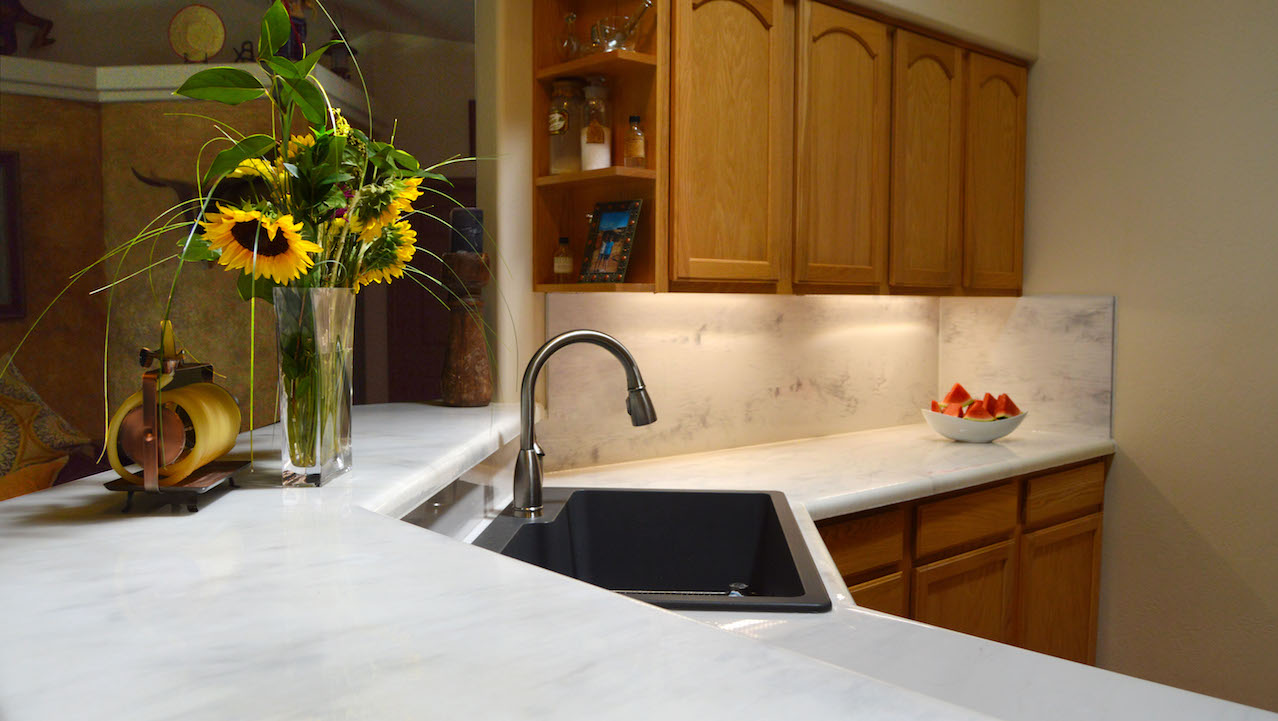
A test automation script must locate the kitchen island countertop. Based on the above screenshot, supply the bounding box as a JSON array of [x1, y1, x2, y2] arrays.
[[1, 404, 1271, 720]]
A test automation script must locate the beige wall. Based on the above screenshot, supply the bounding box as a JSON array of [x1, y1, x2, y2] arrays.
[[857, 0, 1039, 59], [475, 0, 538, 404], [1025, 0, 1278, 710], [355, 32, 475, 178], [0, 94, 106, 437]]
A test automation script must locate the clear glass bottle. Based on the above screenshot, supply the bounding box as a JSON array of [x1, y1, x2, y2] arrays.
[[552, 237, 573, 283], [580, 78, 611, 171], [623, 115, 646, 168], [548, 78, 584, 175], [555, 12, 579, 61]]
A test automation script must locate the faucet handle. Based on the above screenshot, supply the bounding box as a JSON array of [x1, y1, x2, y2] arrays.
[[533, 442, 544, 457]]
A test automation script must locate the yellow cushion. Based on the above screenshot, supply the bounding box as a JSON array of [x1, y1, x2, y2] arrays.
[[0, 354, 92, 476], [0, 455, 68, 502]]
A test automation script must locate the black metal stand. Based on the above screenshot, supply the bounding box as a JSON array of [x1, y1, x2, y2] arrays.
[[104, 460, 246, 513]]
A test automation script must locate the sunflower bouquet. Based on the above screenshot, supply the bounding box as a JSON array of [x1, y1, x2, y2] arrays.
[[167, 0, 470, 482], [6, 0, 474, 485]]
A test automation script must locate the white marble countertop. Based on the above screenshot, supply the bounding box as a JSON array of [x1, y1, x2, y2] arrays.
[[1, 406, 1271, 720], [542, 425, 1270, 720], [545, 423, 1117, 520]]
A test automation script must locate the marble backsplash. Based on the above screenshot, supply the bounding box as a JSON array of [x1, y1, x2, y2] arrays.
[[538, 293, 1115, 471], [539, 294, 939, 470], [938, 296, 1114, 438]]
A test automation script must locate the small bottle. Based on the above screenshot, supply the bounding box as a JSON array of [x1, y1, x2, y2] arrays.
[[623, 115, 646, 168], [580, 78, 612, 171], [552, 237, 574, 283]]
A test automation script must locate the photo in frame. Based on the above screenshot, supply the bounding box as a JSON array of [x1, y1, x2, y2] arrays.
[[580, 199, 641, 283]]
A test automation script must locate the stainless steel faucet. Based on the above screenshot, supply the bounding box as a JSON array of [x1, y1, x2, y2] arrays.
[[513, 330, 656, 517]]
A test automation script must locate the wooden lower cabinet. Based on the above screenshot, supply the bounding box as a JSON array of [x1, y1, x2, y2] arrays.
[[849, 572, 907, 617], [819, 460, 1108, 661], [914, 541, 1016, 643], [1018, 513, 1103, 663]]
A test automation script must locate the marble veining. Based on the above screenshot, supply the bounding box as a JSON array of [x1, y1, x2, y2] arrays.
[[540, 294, 1116, 471], [541, 293, 939, 470], [939, 296, 1114, 438]]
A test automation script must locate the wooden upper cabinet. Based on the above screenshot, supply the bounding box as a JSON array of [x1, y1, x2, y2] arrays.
[[671, 0, 786, 282], [964, 52, 1027, 291], [889, 30, 963, 289], [793, 2, 890, 288]]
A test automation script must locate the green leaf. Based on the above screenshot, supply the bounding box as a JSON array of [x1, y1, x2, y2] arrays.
[[179, 235, 219, 263], [389, 149, 420, 171], [297, 40, 342, 77], [278, 75, 328, 127], [262, 55, 303, 80], [414, 170, 449, 182], [318, 172, 353, 186], [174, 67, 265, 105], [259, 0, 291, 57], [237, 272, 280, 304], [204, 134, 276, 183]]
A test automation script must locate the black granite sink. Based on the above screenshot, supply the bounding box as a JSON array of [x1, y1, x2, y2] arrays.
[[473, 488, 831, 612]]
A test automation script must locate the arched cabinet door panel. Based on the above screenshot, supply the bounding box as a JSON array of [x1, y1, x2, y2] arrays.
[[794, 1, 889, 288], [671, 0, 786, 282], [889, 30, 963, 289], [965, 52, 1027, 291]]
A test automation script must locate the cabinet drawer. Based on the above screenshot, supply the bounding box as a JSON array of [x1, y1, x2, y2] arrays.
[[915, 482, 1017, 558], [1025, 462, 1106, 528], [849, 572, 907, 617], [818, 506, 905, 578]]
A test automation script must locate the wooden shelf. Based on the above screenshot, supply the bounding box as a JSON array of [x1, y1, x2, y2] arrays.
[[534, 282, 657, 293], [535, 166, 656, 187], [532, 0, 667, 295], [535, 50, 658, 83]]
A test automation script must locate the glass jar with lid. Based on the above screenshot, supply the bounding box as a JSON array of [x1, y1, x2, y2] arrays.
[[580, 77, 612, 171], [548, 78, 584, 175]]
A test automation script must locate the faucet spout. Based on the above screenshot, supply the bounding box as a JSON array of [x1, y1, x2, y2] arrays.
[[514, 330, 656, 517]]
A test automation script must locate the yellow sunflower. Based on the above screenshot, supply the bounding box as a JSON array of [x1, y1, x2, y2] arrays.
[[349, 177, 424, 242], [199, 205, 321, 284], [226, 158, 275, 179], [287, 134, 315, 160], [354, 221, 416, 291]]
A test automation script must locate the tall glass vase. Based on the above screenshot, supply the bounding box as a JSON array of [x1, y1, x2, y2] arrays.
[[273, 287, 355, 486]]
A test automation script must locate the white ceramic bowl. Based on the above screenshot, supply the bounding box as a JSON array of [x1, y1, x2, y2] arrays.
[[921, 409, 1028, 443]]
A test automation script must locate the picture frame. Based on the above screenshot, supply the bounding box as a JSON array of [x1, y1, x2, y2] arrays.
[[580, 199, 642, 283], [0, 151, 24, 320]]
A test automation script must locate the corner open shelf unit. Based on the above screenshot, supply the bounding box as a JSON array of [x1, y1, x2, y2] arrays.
[[531, 0, 668, 293]]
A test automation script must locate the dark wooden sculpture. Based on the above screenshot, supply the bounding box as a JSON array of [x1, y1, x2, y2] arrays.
[[0, 0, 54, 56], [440, 251, 492, 407]]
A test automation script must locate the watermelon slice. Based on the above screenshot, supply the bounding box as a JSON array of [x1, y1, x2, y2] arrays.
[[983, 392, 996, 411], [942, 383, 973, 408], [964, 399, 995, 421], [994, 393, 1022, 419], [930, 400, 945, 413], [942, 401, 964, 418]]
